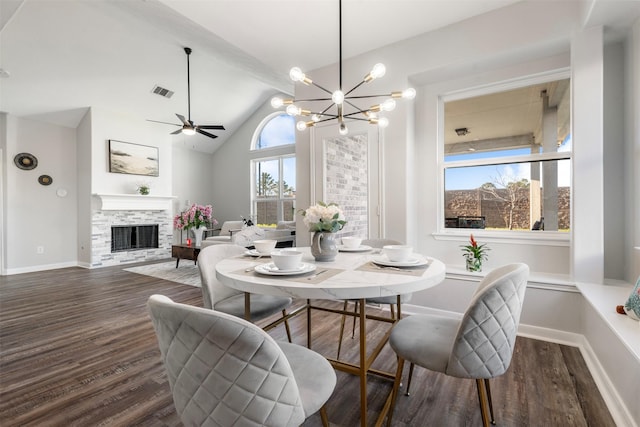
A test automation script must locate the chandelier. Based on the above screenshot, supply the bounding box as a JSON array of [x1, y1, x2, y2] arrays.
[[271, 0, 415, 135]]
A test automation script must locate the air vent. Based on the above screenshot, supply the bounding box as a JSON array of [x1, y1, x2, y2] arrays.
[[151, 85, 174, 98]]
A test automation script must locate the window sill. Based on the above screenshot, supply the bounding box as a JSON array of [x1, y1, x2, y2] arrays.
[[433, 230, 570, 247], [446, 264, 576, 291]]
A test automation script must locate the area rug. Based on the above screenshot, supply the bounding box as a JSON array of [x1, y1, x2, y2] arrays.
[[124, 261, 201, 287]]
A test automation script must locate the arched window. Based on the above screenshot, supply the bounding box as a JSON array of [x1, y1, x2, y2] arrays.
[[250, 113, 296, 227]]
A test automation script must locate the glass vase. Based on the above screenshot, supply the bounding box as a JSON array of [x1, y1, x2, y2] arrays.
[[465, 256, 482, 272], [310, 231, 338, 262]]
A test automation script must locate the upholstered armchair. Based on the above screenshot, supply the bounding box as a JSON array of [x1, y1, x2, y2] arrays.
[[201, 220, 245, 246]]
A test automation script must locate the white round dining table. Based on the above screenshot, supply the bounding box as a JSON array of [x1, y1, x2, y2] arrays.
[[215, 246, 446, 300], [215, 246, 446, 427]]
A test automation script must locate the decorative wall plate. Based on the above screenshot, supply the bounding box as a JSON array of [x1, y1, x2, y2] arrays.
[[14, 153, 38, 170], [38, 175, 53, 186]]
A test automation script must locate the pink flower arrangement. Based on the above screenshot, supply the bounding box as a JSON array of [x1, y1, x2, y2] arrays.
[[173, 204, 217, 230]]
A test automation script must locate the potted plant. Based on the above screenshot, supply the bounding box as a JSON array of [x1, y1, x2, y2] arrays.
[[461, 233, 489, 272], [299, 201, 346, 261]]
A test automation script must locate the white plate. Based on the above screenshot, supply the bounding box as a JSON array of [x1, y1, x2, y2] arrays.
[[254, 262, 317, 276], [245, 249, 272, 257], [371, 255, 430, 267], [338, 245, 372, 252]]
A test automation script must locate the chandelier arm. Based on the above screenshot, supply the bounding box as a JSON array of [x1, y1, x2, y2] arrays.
[[310, 81, 335, 96], [343, 111, 371, 118], [292, 97, 333, 102], [344, 81, 367, 97], [346, 94, 394, 100], [343, 99, 364, 112]]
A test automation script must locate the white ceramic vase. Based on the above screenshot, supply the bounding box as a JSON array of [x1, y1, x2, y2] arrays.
[[192, 226, 207, 247]]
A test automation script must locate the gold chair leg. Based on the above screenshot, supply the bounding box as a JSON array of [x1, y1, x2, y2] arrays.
[[319, 405, 330, 427], [475, 378, 491, 427], [351, 300, 359, 338], [405, 362, 415, 396], [282, 309, 292, 343], [337, 300, 349, 359], [386, 356, 405, 427], [389, 303, 396, 320], [484, 378, 496, 424]]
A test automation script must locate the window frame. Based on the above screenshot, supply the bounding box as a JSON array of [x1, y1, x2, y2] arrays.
[[434, 70, 572, 247], [250, 112, 296, 226]]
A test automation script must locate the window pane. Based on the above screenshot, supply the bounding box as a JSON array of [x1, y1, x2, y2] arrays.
[[444, 159, 570, 231], [255, 159, 279, 198], [255, 200, 279, 226], [256, 114, 295, 149], [282, 156, 296, 198]]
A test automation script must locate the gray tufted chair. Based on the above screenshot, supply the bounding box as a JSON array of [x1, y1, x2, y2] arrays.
[[197, 244, 292, 342], [147, 295, 336, 427], [337, 238, 410, 359], [386, 263, 529, 427]]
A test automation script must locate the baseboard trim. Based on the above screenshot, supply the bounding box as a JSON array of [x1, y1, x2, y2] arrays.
[[4, 261, 79, 275], [400, 303, 637, 427]]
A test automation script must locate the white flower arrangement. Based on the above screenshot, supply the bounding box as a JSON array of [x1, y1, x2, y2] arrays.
[[300, 201, 346, 233]]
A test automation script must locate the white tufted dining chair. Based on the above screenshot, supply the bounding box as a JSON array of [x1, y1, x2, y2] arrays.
[[197, 244, 292, 341], [385, 263, 529, 427], [147, 295, 336, 427]]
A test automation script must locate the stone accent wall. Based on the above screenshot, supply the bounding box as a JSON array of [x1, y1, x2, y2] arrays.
[[445, 187, 571, 230], [324, 134, 368, 237], [91, 210, 172, 267]]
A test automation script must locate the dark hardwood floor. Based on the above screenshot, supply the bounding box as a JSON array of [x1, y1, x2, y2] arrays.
[[0, 261, 615, 426]]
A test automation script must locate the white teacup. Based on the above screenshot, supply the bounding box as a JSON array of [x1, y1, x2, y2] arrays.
[[342, 236, 362, 249], [383, 245, 413, 262], [270, 250, 303, 271], [253, 239, 277, 254]]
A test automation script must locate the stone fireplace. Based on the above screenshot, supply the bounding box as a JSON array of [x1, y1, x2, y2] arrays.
[[91, 194, 175, 267]]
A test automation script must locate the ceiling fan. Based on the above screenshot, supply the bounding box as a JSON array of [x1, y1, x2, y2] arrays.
[[148, 47, 225, 139]]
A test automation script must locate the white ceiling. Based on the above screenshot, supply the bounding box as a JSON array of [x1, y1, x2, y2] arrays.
[[1, 0, 638, 153]]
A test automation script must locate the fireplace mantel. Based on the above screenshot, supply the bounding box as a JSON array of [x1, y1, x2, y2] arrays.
[[93, 194, 176, 211]]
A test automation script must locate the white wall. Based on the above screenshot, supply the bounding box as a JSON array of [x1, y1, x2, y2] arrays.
[[2, 116, 78, 273], [209, 98, 287, 224], [627, 19, 640, 283], [603, 42, 626, 280]]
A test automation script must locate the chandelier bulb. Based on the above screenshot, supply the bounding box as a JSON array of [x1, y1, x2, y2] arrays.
[[289, 67, 304, 82], [286, 104, 300, 116], [296, 120, 308, 131], [402, 88, 416, 99], [271, 97, 284, 108], [378, 117, 389, 128], [311, 114, 321, 122], [332, 90, 345, 105], [370, 63, 386, 79], [381, 98, 397, 112], [339, 122, 348, 135]]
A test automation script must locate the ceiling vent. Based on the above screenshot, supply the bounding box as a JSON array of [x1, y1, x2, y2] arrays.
[[151, 85, 174, 99]]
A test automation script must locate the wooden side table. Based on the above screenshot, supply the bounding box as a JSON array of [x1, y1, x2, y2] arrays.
[[171, 244, 200, 268]]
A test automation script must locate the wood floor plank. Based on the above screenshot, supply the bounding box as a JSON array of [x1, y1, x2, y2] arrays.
[[0, 262, 615, 426]]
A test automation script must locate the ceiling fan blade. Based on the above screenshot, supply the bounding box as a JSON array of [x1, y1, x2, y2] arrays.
[[196, 128, 218, 139], [198, 125, 225, 130], [170, 128, 183, 135], [176, 113, 190, 126], [147, 119, 180, 127]]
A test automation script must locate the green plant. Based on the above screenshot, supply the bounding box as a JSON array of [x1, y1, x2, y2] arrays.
[[137, 184, 150, 195], [461, 233, 489, 261]]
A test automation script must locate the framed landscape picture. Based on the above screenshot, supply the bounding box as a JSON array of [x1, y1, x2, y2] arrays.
[[109, 140, 159, 177]]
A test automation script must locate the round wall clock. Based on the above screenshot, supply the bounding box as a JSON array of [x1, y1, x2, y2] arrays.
[[38, 175, 53, 186], [14, 153, 38, 170]]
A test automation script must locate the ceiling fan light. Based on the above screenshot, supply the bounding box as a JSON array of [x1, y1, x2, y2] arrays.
[[182, 126, 196, 135]]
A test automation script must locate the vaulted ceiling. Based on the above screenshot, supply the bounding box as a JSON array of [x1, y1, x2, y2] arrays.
[[1, 0, 638, 153]]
